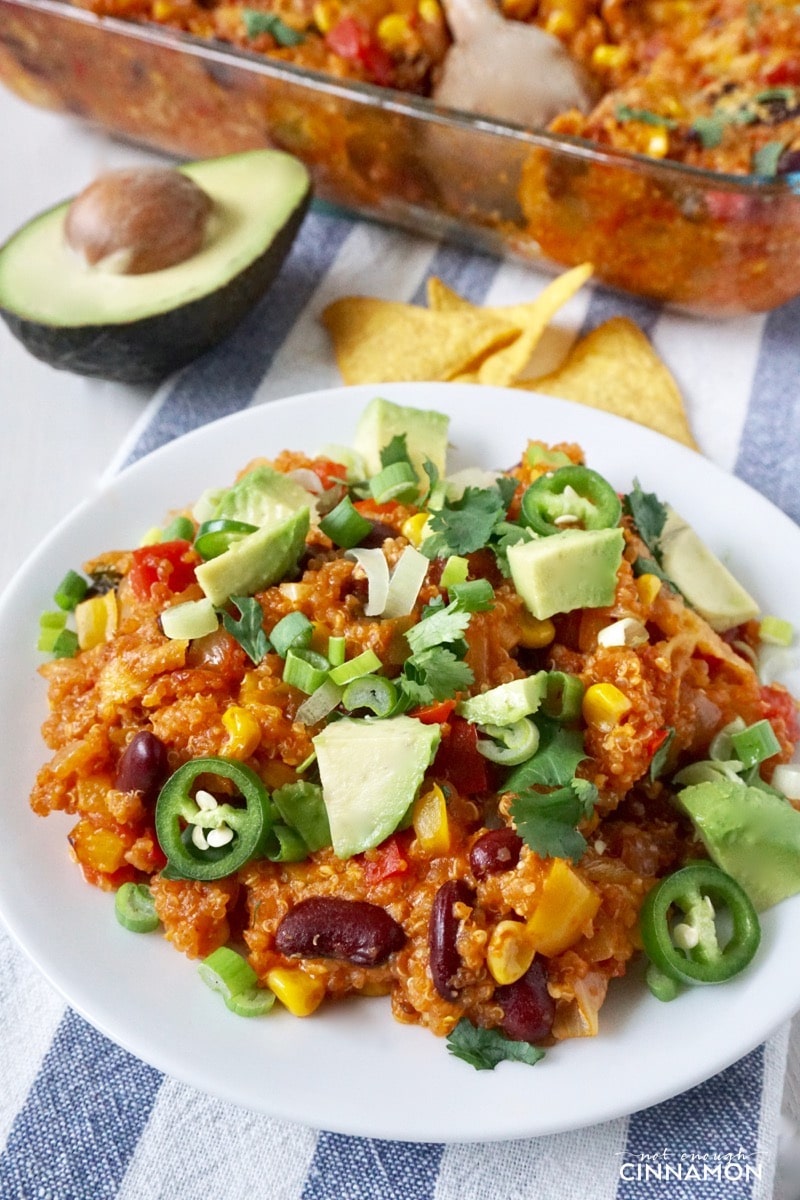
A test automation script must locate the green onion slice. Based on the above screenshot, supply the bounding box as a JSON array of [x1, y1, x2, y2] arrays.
[[114, 882, 160, 933], [263, 823, 310, 862], [54, 569, 89, 612], [542, 672, 585, 723], [194, 518, 258, 561], [730, 719, 781, 769], [198, 946, 258, 999], [369, 461, 419, 504], [224, 986, 276, 1017], [342, 675, 398, 717], [329, 648, 382, 686], [439, 556, 469, 589], [162, 515, 195, 542], [759, 616, 794, 646], [327, 635, 347, 667], [319, 496, 373, 549], [283, 647, 331, 694], [295, 678, 343, 725], [476, 717, 540, 765], [51, 628, 80, 659]]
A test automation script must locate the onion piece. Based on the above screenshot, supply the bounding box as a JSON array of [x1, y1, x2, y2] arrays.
[[346, 548, 390, 616], [772, 763, 800, 801], [383, 546, 429, 619]]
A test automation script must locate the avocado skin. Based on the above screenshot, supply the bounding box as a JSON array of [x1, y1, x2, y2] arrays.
[[0, 187, 310, 385]]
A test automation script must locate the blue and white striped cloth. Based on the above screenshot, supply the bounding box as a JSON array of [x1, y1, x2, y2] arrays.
[[2, 206, 799, 1200]]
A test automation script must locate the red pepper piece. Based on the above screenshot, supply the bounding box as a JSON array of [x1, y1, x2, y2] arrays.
[[363, 833, 409, 884]]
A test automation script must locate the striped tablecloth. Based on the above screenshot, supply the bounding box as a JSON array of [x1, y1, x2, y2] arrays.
[[2, 203, 800, 1200]]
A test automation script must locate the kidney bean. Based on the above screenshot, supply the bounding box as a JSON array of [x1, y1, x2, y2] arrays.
[[115, 730, 170, 806], [274, 897, 406, 966], [469, 828, 523, 879], [495, 959, 555, 1043], [359, 520, 400, 549], [429, 879, 475, 1001]]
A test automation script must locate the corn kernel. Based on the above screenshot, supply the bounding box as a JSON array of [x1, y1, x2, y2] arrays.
[[518, 613, 556, 649], [646, 129, 670, 157], [152, 0, 175, 19], [312, 0, 337, 31], [401, 512, 430, 547], [545, 9, 577, 36], [221, 705, 261, 759], [635, 573, 662, 607], [582, 682, 632, 730], [267, 967, 326, 1016], [591, 43, 629, 70], [75, 591, 118, 651], [525, 859, 601, 957], [413, 783, 450, 854], [486, 920, 537, 985], [417, 0, 442, 23], [377, 12, 410, 48]]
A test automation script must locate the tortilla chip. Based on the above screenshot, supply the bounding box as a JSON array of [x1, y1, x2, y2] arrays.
[[427, 263, 593, 386], [321, 297, 521, 384], [520, 317, 697, 449]]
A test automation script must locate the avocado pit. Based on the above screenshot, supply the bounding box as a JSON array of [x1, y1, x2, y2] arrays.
[[64, 166, 213, 275]]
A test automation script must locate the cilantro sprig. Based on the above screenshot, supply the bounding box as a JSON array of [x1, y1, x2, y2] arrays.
[[241, 9, 305, 44], [222, 595, 271, 664], [420, 479, 517, 560], [510, 778, 597, 861], [621, 480, 683, 592], [446, 1018, 545, 1071]]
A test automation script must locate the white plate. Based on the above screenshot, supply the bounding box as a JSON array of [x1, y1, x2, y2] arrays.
[[1, 382, 799, 1143]]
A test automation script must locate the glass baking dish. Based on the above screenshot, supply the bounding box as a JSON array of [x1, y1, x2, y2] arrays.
[[3, 0, 800, 315]]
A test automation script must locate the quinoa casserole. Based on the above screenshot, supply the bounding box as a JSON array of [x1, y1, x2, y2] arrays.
[[31, 397, 800, 1063], [4, 0, 800, 310]]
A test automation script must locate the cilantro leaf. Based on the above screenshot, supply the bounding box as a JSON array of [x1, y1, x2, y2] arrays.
[[400, 646, 474, 705], [622, 479, 668, 551], [421, 486, 509, 559], [446, 1018, 545, 1071], [405, 599, 472, 654], [241, 8, 305, 43], [649, 727, 676, 781], [380, 434, 411, 468], [221, 596, 271, 664], [752, 140, 785, 177], [510, 779, 596, 861], [504, 718, 587, 790], [616, 105, 678, 128]]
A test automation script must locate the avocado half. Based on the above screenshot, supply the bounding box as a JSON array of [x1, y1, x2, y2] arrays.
[[0, 150, 311, 384]]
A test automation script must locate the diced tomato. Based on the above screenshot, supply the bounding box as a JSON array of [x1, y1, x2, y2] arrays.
[[128, 540, 198, 601], [363, 833, 409, 884], [646, 727, 671, 758], [325, 16, 394, 85], [410, 699, 456, 725], [763, 58, 800, 86], [761, 684, 800, 744], [312, 457, 349, 486], [433, 716, 489, 795]]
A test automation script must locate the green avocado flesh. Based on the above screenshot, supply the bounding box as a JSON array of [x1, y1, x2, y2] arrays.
[[0, 150, 311, 383]]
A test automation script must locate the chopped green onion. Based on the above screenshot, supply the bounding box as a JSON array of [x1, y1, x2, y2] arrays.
[[114, 882, 160, 933], [160, 597, 219, 640], [730, 719, 781, 768], [295, 678, 343, 725], [162, 515, 195, 541], [383, 545, 429, 619], [139, 526, 163, 546], [283, 647, 331, 694], [346, 547, 390, 616], [54, 569, 88, 612], [198, 946, 258, 999], [368, 461, 419, 504], [264, 823, 309, 862], [708, 717, 747, 762], [476, 717, 540, 765], [329, 648, 382, 686], [224, 986, 276, 1017], [449, 579, 495, 613], [327, 635, 346, 667], [342, 674, 398, 717], [51, 628, 79, 659], [38, 610, 67, 652], [646, 961, 680, 1002], [194, 518, 258, 561], [270, 611, 314, 658], [542, 672, 585, 723], [440, 556, 469, 589], [759, 616, 793, 646], [319, 496, 373, 549]]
